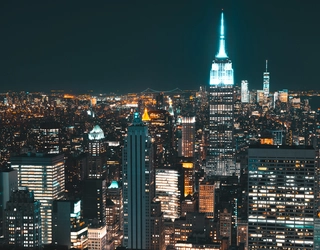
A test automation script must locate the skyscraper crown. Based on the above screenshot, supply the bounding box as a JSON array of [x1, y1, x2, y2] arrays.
[[132, 112, 144, 126]]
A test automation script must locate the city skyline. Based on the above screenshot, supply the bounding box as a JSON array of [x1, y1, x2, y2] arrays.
[[1, 1, 320, 93]]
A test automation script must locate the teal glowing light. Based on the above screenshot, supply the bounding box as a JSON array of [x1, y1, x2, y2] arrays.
[[88, 125, 105, 140], [216, 12, 228, 59], [108, 180, 119, 189]]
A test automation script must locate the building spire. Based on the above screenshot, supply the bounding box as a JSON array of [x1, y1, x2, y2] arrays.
[[265, 60, 268, 72], [216, 12, 228, 59]]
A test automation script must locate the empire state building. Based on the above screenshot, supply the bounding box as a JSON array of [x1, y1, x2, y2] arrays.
[[206, 12, 237, 176]]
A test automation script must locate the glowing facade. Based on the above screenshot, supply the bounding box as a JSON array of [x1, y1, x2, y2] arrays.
[[207, 12, 235, 176], [11, 153, 65, 244], [182, 162, 194, 197], [122, 112, 155, 249], [241, 80, 249, 103], [263, 60, 270, 103], [180, 117, 196, 158], [155, 168, 180, 221], [248, 146, 317, 249], [87, 125, 106, 179], [199, 180, 215, 218]]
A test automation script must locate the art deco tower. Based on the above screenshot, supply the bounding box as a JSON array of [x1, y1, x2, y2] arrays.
[[207, 12, 236, 176], [122, 112, 155, 249]]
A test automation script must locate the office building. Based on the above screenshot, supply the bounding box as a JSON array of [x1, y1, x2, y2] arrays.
[[0, 168, 18, 237], [181, 196, 197, 217], [87, 125, 106, 179], [263, 60, 270, 104], [122, 112, 155, 249], [248, 146, 317, 249], [279, 89, 289, 103], [106, 180, 123, 231], [4, 187, 41, 248], [241, 80, 249, 103], [199, 180, 215, 219], [82, 179, 107, 226], [256, 90, 264, 104], [181, 161, 194, 197], [39, 121, 61, 154], [207, 12, 236, 176], [219, 208, 232, 246], [179, 117, 196, 158], [155, 167, 181, 221], [11, 153, 65, 244], [52, 200, 88, 249], [87, 225, 107, 250], [148, 109, 174, 168], [150, 201, 165, 250]]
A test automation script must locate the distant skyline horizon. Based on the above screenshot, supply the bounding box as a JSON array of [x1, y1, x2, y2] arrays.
[[1, 1, 320, 93]]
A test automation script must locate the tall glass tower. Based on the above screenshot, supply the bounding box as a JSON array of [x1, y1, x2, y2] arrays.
[[207, 12, 236, 176], [263, 60, 270, 104]]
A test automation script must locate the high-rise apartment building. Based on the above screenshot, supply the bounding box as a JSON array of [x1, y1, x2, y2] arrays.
[[11, 153, 65, 244], [4, 187, 41, 249], [248, 146, 317, 249], [207, 12, 236, 176], [122, 112, 155, 249]]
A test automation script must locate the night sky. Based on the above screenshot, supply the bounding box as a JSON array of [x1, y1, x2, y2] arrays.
[[1, 0, 320, 94]]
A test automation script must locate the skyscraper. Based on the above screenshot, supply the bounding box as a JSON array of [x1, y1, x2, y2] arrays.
[[263, 60, 270, 104], [179, 116, 196, 158], [207, 12, 236, 176], [82, 179, 107, 226], [0, 168, 18, 237], [248, 145, 317, 249], [87, 125, 106, 179], [11, 153, 65, 244], [155, 167, 180, 221], [199, 180, 215, 219], [52, 200, 88, 249], [241, 80, 249, 103], [122, 112, 155, 249], [4, 187, 41, 249]]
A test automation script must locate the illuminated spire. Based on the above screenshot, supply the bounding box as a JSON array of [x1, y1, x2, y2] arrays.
[[265, 60, 268, 72], [216, 12, 228, 59], [142, 108, 151, 121]]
